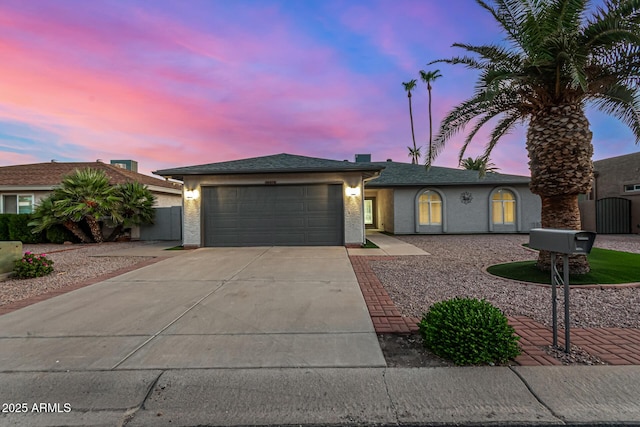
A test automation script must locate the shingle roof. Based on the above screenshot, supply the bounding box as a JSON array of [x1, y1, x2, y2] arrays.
[[0, 162, 181, 191], [154, 153, 384, 179], [365, 161, 531, 187]]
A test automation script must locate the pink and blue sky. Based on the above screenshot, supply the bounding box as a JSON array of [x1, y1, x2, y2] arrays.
[[1, 0, 637, 176]]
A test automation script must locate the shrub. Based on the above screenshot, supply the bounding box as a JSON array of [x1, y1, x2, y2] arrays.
[[0, 214, 13, 240], [45, 225, 77, 244], [13, 252, 54, 279], [418, 297, 521, 365], [8, 214, 45, 244]]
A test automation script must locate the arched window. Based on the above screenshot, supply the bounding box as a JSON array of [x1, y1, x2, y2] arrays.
[[492, 189, 515, 224], [419, 190, 442, 225]]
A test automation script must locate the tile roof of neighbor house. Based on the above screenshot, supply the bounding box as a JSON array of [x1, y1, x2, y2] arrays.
[[153, 153, 385, 179], [0, 162, 181, 191], [365, 161, 531, 186]]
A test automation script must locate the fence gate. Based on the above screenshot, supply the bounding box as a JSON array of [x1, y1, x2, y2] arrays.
[[596, 197, 631, 234], [140, 206, 182, 240]]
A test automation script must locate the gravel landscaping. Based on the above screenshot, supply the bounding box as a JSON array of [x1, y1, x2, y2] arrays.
[[0, 242, 154, 307], [371, 234, 640, 329]]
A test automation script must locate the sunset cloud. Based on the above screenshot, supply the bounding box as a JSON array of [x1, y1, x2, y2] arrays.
[[0, 0, 636, 177]]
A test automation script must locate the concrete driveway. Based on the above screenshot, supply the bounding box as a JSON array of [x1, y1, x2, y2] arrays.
[[0, 246, 385, 371]]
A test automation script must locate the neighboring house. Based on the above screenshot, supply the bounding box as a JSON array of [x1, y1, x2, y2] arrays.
[[0, 160, 182, 239], [154, 153, 541, 248], [579, 152, 640, 234]]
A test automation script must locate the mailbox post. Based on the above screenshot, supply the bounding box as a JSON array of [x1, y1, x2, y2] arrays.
[[529, 228, 596, 352]]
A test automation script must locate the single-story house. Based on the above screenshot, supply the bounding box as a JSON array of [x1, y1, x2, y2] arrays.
[[154, 153, 542, 248], [0, 160, 182, 239], [363, 157, 541, 234]]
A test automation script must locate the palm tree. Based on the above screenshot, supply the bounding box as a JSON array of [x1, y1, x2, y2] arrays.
[[52, 168, 121, 243], [105, 182, 156, 241], [460, 156, 500, 177], [29, 194, 92, 243], [419, 69, 442, 166], [403, 79, 420, 164], [429, 0, 640, 274]]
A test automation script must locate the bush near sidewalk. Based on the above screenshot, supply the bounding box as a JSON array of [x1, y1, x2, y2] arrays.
[[419, 297, 521, 366]]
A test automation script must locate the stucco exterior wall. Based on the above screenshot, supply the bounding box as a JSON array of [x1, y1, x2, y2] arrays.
[[593, 153, 640, 233], [152, 192, 182, 207], [364, 188, 394, 232], [181, 171, 369, 248], [390, 184, 540, 234]]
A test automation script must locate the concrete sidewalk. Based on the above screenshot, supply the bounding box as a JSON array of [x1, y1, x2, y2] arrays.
[[1, 366, 640, 426], [347, 231, 430, 256]]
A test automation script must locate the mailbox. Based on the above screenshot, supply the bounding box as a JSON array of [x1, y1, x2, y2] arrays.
[[529, 228, 596, 255]]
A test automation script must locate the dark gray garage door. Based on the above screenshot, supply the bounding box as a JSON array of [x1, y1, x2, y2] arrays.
[[202, 184, 344, 246]]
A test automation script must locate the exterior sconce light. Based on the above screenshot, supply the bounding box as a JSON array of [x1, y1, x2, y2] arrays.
[[345, 186, 360, 197], [184, 189, 200, 200]]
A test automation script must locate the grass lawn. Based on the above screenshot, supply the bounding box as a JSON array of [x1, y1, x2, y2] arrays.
[[487, 247, 640, 285], [362, 239, 379, 249], [164, 245, 184, 251]]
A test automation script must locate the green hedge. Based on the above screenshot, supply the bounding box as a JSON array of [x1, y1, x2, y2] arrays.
[[0, 214, 12, 240], [9, 214, 46, 243], [45, 224, 77, 244], [0, 214, 45, 243]]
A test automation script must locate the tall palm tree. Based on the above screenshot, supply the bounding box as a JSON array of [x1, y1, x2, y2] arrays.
[[460, 156, 500, 177], [403, 79, 420, 164], [429, 0, 640, 274], [419, 69, 442, 167]]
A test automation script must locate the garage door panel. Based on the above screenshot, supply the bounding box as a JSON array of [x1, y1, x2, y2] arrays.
[[274, 186, 305, 198], [274, 217, 305, 228], [307, 217, 340, 227], [275, 201, 305, 214], [305, 185, 333, 197], [274, 232, 306, 245], [203, 185, 343, 247]]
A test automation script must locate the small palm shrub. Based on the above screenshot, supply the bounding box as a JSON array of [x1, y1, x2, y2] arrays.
[[418, 297, 520, 366], [45, 224, 77, 244], [13, 252, 54, 279]]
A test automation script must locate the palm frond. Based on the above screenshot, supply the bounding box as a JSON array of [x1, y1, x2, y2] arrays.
[[590, 84, 640, 141]]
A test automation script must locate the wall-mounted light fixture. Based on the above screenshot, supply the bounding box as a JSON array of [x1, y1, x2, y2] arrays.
[[184, 189, 200, 200], [345, 186, 361, 197]]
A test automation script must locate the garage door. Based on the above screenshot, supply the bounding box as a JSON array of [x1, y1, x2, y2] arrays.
[[202, 184, 344, 246]]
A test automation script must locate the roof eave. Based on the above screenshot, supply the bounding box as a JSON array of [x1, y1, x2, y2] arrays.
[[153, 165, 384, 180]]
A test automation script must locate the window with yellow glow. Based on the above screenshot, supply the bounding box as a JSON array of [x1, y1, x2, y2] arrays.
[[419, 191, 442, 225], [492, 190, 515, 224]]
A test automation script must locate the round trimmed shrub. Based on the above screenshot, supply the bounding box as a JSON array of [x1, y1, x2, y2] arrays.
[[418, 297, 521, 365]]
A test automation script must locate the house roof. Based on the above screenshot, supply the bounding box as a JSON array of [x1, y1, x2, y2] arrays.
[[0, 162, 181, 191], [365, 161, 531, 187], [153, 153, 384, 179]]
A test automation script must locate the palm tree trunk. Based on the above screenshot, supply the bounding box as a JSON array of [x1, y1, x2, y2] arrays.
[[408, 93, 417, 164], [85, 215, 104, 243], [62, 220, 92, 243], [105, 224, 124, 242], [428, 83, 433, 165], [526, 103, 594, 274]]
